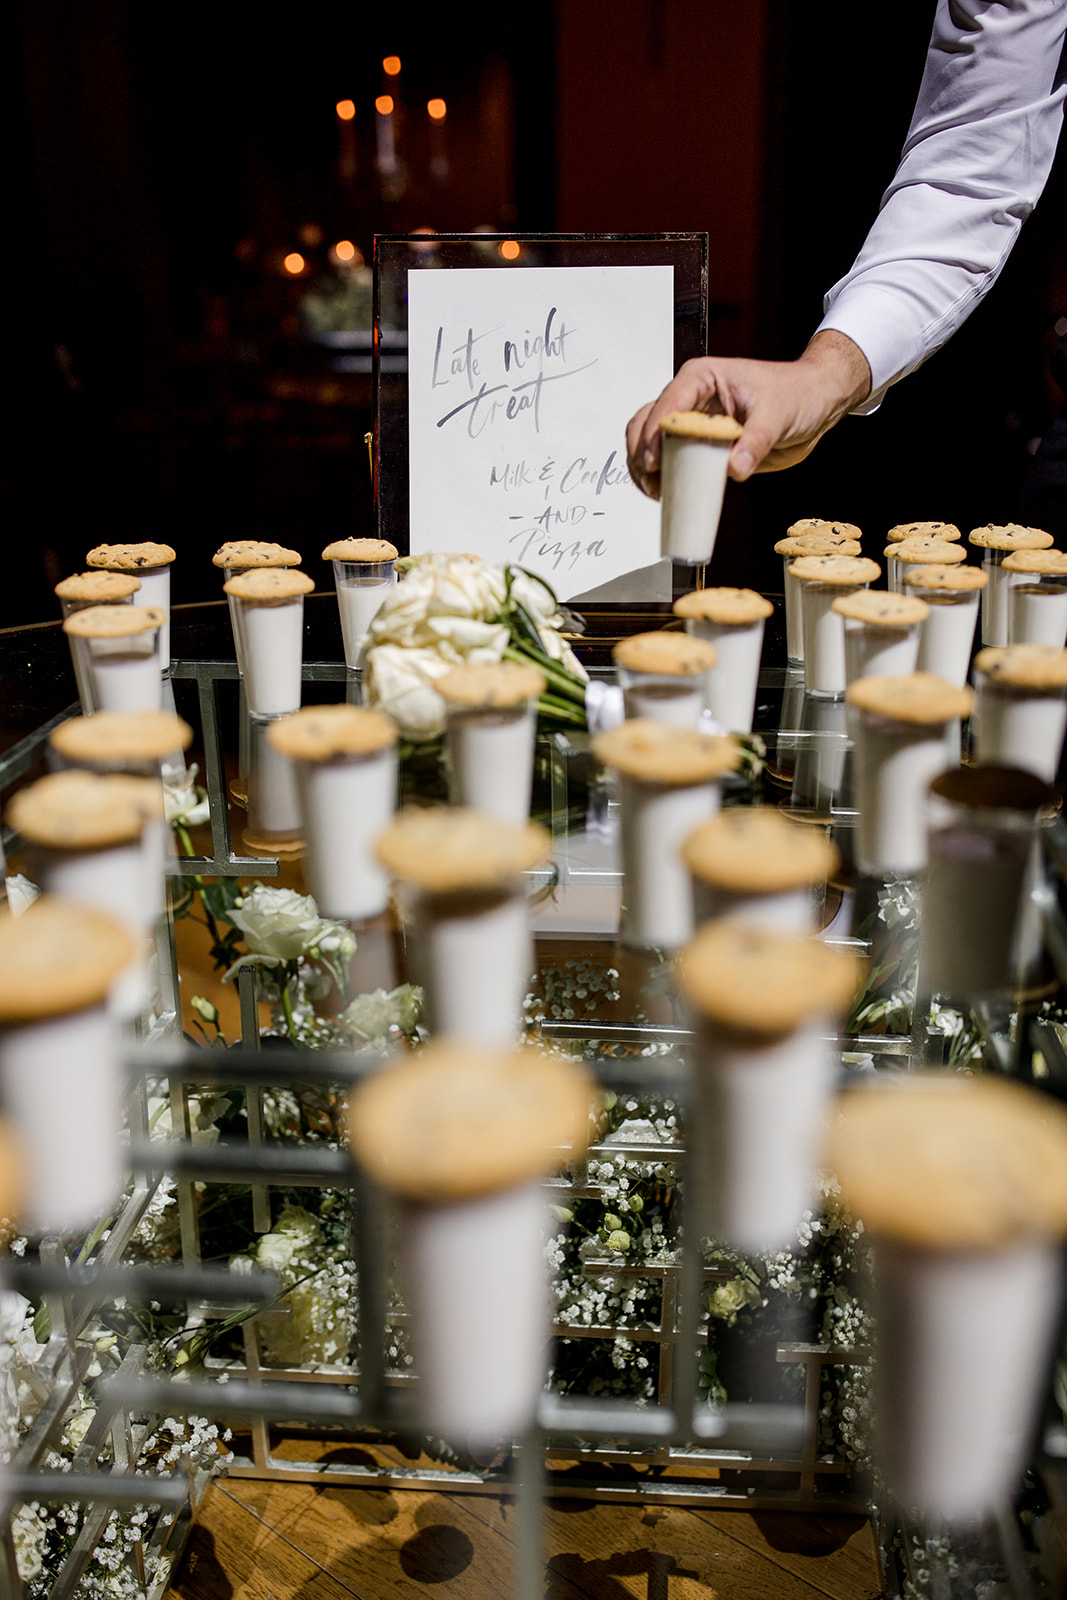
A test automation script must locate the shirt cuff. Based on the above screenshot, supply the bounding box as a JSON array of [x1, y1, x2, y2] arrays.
[[815, 286, 931, 415]]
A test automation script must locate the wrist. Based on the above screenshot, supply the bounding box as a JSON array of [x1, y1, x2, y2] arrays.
[[799, 330, 872, 417]]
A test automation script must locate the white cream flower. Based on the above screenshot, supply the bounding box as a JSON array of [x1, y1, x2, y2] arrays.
[[369, 553, 508, 652], [363, 643, 457, 741], [340, 983, 422, 1046], [12, 1503, 46, 1581], [164, 765, 210, 828], [708, 1276, 761, 1326], [509, 568, 560, 626], [227, 887, 335, 963]]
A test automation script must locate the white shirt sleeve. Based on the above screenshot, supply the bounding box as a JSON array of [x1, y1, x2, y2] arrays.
[[816, 0, 1067, 411]]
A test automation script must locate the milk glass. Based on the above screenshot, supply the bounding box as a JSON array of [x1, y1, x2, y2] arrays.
[[406, 883, 532, 1044], [1009, 579, 1067, 648], [332, 558, 398, 667], [283, 747, 397, 921], [446, 702, 538, 823], [973, 672, 1067, 783], [682, 615, 766, 733], [224, 571, 313, 717], [800, 582, 867, 697], [245, 715, 303, 848], [848, 697, 962, 877], [618, 776, 720, 949], [910, 587, 981, 688], [842, 615, 921, 684], [65, 610, 164, 715], [659, 422, 737, 564]]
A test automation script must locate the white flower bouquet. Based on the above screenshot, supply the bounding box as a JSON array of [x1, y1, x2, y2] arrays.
[[363, 552, 588, 742]]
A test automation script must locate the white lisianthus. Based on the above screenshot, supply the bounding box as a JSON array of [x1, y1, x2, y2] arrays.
[[509, 568, 561, 627], [339, 983, 423, 1047], [369, 553, 508, 652], [708, 1276, 762, 1326], [226, 887, 335, 964], [255, 1204, 322, 1273], [11, 1503, 46, 1581], [537, 624, 589, 682], [164, 765, 210, 828]]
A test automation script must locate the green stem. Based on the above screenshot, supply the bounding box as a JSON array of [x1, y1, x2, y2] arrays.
[[537, 695, 587, 727], [504, 643, 586, 705], [281, 983, 299, 1043]]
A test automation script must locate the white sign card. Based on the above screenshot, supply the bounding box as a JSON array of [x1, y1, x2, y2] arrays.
[[406, 265, 675, 601]]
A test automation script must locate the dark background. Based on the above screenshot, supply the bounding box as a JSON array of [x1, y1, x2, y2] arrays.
[[6, 0, 1067, 627]]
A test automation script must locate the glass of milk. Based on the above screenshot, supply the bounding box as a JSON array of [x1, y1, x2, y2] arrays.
[[0, 898, 134, 1233], [904, 564, 986, 689], [593, 719, 737, 951], [972, 644, 1067, 782], [790, 555, 880, 698], [213, 541, 302, 677], [244, 713, 304, 852], [775, 533, 862, 665], [683, 808, 837, 934], [439, 660, 544, 825], [969, 525, 1054, 646], [63, 605, 166, 715], [657, 410, 741, 565], [1003, 550, 1067, 647], [54, 572, 141, 713], [673, 586, 772, 733], [846, 673, 973, 877], [917, 764, 1056, 1003], [223, 568, 315, 717], [323, 539, 399, 669], [680, 921, 855, 1253], [266, 704, 398, 921], [836, 590, 928, 685], [85, 544, 175, 671], [883, 538, 965, 595], [376, 809, 551, 1045], [613, 631, 717, 729]]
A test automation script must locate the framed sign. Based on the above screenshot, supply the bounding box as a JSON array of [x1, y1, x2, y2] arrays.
[[374, 233, 707, 603]]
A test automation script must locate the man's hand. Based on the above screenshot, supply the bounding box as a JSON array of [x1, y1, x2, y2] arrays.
[[625, 331, 872, 498]]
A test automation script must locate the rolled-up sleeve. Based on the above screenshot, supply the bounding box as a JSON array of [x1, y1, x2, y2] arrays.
[[817, 0, 1067, 411]]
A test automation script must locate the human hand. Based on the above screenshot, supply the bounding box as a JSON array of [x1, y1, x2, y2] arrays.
[[625, 331, 872, 498]]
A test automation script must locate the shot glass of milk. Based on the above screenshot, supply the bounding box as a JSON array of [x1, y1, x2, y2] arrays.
[[683, 807, 837, 933], [1003, 548, 1067, 647], [882, 536, 965, 596], [904, 562, 986, 689], [834, 589, 928, 685], [347, 1042, 592, 1447], [613, 631, 717, 729], [63, 604, 166, 715], [85, 542, 176, 672], [657, 410, 742, 566], [917, 764, 1057, 1003], [846, 673, 972, 877], [212, 540, 303, 676], [969, 524, 1054, 647], [775, 525, 863, 665], [829, 1075, 1067, 1522], [322, 538, 399, 669], [54, 571, 141, 713], [244, 713, 304, 854], [438, 659, 544, 825], [789, 555, 881, 698], [680, 921, 857, 1253], [376, 807, 551, 1044], [672, 586, 772, 733], [267, 704, 398, 921], [593, 718, 737, 950], [0, 897, 134, 1233], [972, 644, 1067, 783], [223, 568, 315, 717]]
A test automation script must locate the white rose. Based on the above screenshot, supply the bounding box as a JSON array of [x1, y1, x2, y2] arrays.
[[509, 568, 561, 626], [363, 643, 454, 740], [228, 886, 334, 961], [538, 625, 589, 682], [708, 1276, 761, 1325], [255, 1231, 297, 1272], [4, 876, 39, 918], [424, 615, 510, 657], [369, 553, 507, 652]]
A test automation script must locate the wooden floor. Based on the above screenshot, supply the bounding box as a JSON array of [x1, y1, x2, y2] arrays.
[[165, 1472, 886, 1600]]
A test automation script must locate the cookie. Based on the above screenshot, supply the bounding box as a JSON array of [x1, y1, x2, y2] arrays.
[[673, 587, 773, 625], [886, 521, 961, 543], [680, 920, 859, 1036], [223, 568, 315, 603], [265, 704, 397, 762], [85, 543, 176, 569], [321, 537, 400, 562], [902, 564, 988, 593], [826, 1074, 1067, 1247], [375, 806, 551, 892], [845, 672, 974, 724], [0, 896, 135, 1021], [884, 537, 966, 565], [593, 719, 738, 786], [613, 631, 717, 676], [658, 411, 743, 443], [973, 644, 1067, 689], [8, 771, 162, 850], [348, 1040, 593, 1201], [63, 604, 167, 639], [682, 808, 838, 892], [786, 519, 863, 542], [436, 660, 546, 707], [774, 534, 863, 558], [212, 541, 302, 569], [49, 710, 193, 764], [831, 590, 930, 626], [54, 572, 142, 603], [969, 524, 1054, 552], [1002, 549, 1067, 576], [787, 555, 881, 586]]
